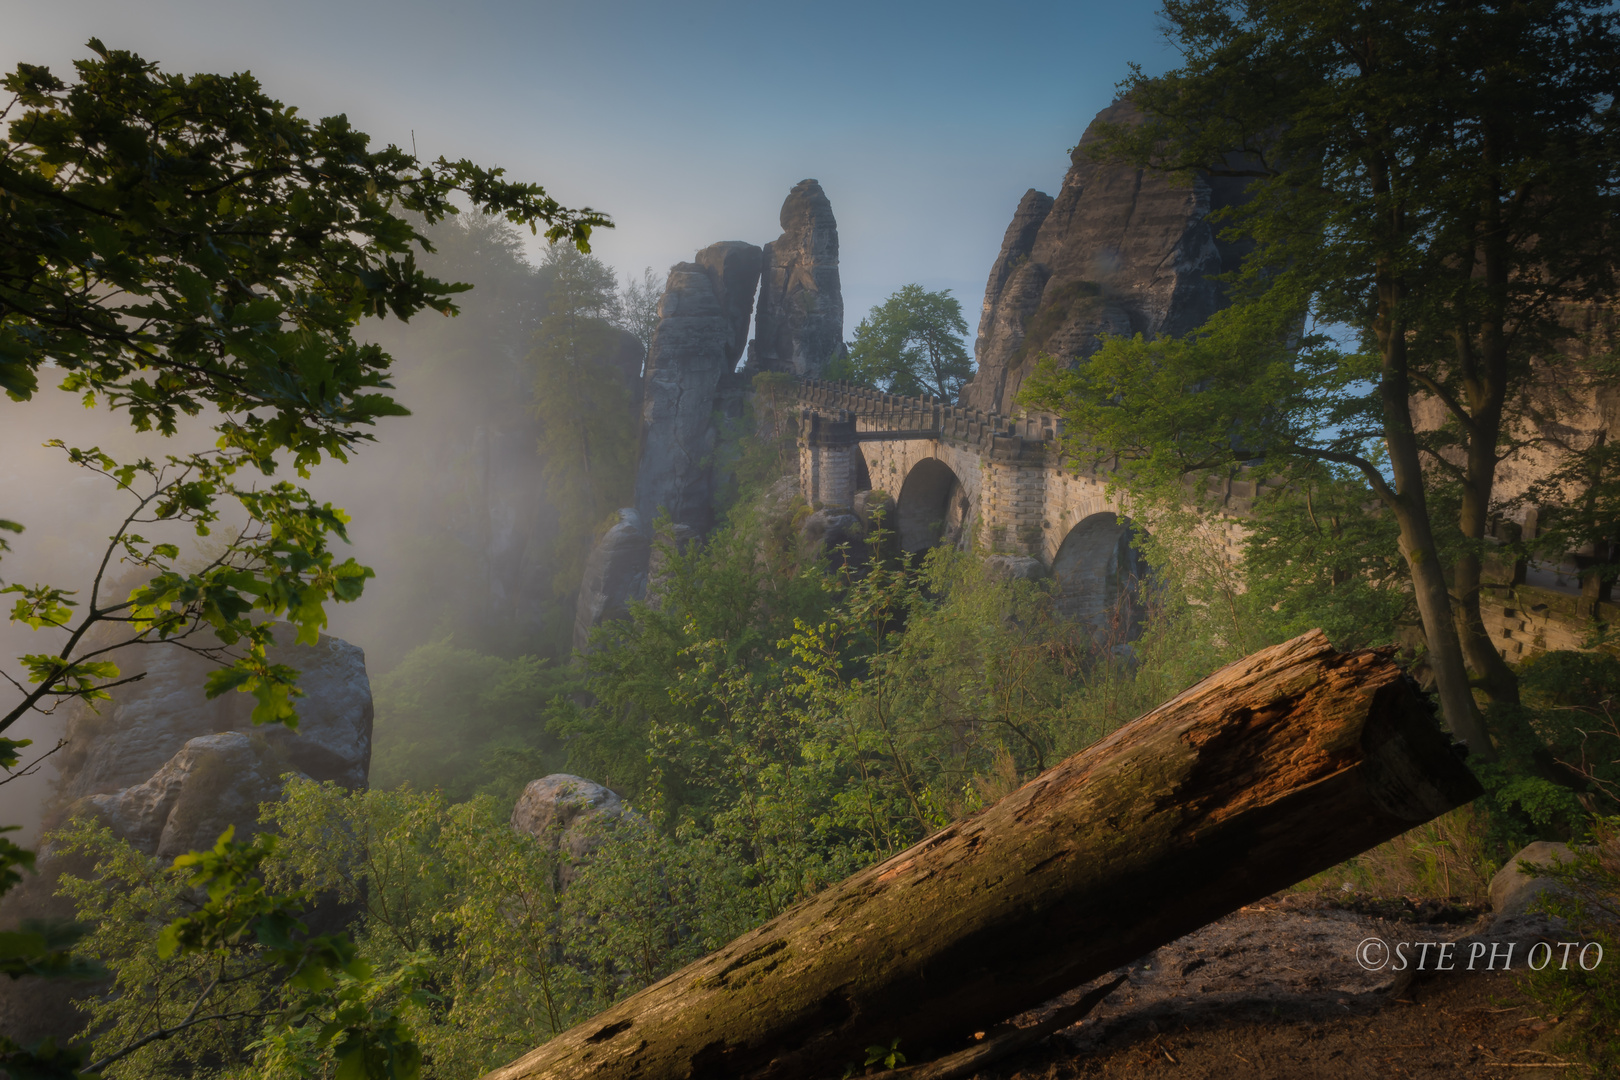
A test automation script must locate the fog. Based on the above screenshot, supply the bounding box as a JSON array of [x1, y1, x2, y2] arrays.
[[0, 215, 607, 838]]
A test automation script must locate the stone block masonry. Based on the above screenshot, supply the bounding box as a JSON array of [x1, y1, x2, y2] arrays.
[[793, 378, 1610, 664]]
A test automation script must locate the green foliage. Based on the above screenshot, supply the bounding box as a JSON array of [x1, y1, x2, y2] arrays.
[[0, 804, 97, 1080], [1, 40, 603, 449], [1295, 805, 1500, 904], [569, 496, 1247, 920], [1019, 298, 1366, 498], [1468, 652, 1620, 848], [50, 820, 429, 1080], [1240, 469, 1413, 650], [614, 266, 662, 353], [1518, 410, 1620, 594], [841, 285, 972, 399], [49, 780, 783, 1080], [370, 641, 577, 803], [710, 372, 802, 513], [564, 504, 837, 806], [559, 822, 752, 1001], [864, 1038, 906, 1069], [3, 443, 375, 733], [0, 825, 96, 983], [1523, 816, 1620, 1074], [1025, 0, 1620, 744]]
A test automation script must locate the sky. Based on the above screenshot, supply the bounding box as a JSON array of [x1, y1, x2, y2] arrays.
[[0, 0, 1178, 342]]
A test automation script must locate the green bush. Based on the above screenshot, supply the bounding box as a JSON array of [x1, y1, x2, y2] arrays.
[[1524, 816, 1620, 1074]]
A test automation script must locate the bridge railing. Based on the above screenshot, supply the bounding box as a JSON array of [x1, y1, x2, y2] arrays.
[[793, 378, 1067, 452], [791, 377, 1292, 519]]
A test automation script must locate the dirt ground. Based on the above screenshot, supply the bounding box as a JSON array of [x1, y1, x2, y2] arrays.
[[981, 894, 1595, 1080]]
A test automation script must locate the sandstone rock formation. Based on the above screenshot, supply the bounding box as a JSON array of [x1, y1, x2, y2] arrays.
[[576, 181, 852, 648], [52, 633, 374, 855], [750, 179, 846, 378], [572, 507, 653, 652], [86, 732, 290, 861], [961, 101, 1250, 415], [604, 326, 649, 412], [634, 242, 763, 535], [1488, 840, 1577, 919], [0, 635, 373, 1050], [511, 773, 632, 886]]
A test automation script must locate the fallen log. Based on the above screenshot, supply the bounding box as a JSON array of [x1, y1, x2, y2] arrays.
[[485, 629, 1482, 1080]]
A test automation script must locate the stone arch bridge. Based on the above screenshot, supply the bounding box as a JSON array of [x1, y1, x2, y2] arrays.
[[792, 379, 1262, 630]]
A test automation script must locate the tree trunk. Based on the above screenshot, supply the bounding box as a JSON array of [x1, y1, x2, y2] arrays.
[[1372, 267, 1494, 757], [485, 630, 1481, 1080]]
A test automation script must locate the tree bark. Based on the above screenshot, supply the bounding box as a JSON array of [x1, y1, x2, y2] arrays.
[[485, 630, 1482, 1080]]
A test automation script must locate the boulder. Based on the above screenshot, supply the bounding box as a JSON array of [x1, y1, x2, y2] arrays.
[[635, 243, 763, 536], [1489, 840, 1577, 918], [511, 774, 632, 886], [4, 634, 373, 1050], [86, 732, 289, 861], [852, 489, 895, 530], [55, 633, 373, 805], [799, 508, 863, 557], [750, 180, 846, 378], [572, 508, 653, 653], [961, 101, 1252, 414]]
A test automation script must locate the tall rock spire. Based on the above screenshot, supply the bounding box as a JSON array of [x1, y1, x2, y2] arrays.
[[634, 241, 763, 534], [750, 179, 846, 378]]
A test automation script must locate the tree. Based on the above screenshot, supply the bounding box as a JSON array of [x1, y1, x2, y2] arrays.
[[0, 40, 607, 743], [529, 245, 638, 596], [1023, 0, 1620, 755], [616, 266, 663, 353], [841, 285, 973, 400]]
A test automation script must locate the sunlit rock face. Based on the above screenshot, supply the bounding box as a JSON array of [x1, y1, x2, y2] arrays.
[[510, 773, 633, 887], [961, 100, 1251, 414], [87, 732, 287, 861], [751, 179, 846, 378], [53, 634, 373, 855], [635, 242, 763, 535]]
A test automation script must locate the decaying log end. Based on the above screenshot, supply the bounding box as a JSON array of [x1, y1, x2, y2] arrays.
[[484, 628, 1482, 1080]]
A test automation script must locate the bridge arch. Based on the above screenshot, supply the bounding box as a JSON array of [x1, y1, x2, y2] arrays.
[[1051, 512, 1148, 638], [895, 458, 965, 553]]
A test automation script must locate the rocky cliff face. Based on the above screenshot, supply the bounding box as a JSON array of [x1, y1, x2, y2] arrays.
[[751, 179, 846, 378], [53, 634, 374, 855], [962, 101, 1250, 415], [574, 242, 763, 652], [571, 508, 653, 651], [575, 181, 851, 650], [634, 242, 763, 535]]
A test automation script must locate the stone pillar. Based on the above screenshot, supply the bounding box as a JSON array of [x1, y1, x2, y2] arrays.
[[798, 410, 858, 510], [979, 435, 1048, 556], [815, 443, 855, 509]]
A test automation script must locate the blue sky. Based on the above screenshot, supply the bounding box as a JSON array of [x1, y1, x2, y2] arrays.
[[0, 0, 1177, 341]]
